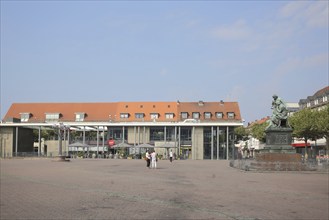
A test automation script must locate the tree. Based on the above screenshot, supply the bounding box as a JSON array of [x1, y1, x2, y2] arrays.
[[234, 126, 249, 142], [250, 121, 268, 143], [33, 129, 55, 142], [315, 105, 329, 153], [289, 108, 319, 158]]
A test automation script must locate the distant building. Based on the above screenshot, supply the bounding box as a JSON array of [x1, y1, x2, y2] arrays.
[[0, 101, 243, 160], [293, 86, 329, 156], [299, 86, 329, 110], [286, 102, 300, 117]]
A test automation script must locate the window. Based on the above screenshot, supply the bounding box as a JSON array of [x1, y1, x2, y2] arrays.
[[181, 112, 188, 119], [120, 113, 129, 119], [216, 112, 223, 119], [150, 127, 164, 141], [20, 113, 30, 122], [192, 112, 200, 119], [228, 112, 235, 119], [165, 113, 174, 119], [204, 112, 212, 119], [75, 113, 85, 122], [45, 113, 60, 122], [150, 113, 159, 119], [135, 113, 144, 119]]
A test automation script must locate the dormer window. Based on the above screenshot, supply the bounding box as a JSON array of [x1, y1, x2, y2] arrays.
[[45, 113, 60, 122], [216, 112, 223, 119], [227, 112, 235, 119], [165, 113, 174, 119], [192, 112, 200, 119], [181, 112, 188, 119], [150, 113, 159, 119], [20, 113, 31, 122], [120, 113, 129, 119], [75, 113, 85, 122], [135, 113, 144, 119], [204, 112, 212, 119]]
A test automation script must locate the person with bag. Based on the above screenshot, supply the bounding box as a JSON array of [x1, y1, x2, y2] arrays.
[[145, 150, 151, 168]]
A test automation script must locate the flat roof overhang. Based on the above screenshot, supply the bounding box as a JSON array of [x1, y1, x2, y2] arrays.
[[0, 121, 243, 129]]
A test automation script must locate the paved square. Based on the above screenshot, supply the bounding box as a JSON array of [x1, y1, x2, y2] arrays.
[[1, 158, 328, 220]]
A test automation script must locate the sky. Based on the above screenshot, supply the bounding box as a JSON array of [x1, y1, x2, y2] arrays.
[[1, 0, 328, 124]]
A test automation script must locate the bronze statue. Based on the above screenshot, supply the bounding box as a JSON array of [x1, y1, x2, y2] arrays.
[[266, 94, 289, 130]]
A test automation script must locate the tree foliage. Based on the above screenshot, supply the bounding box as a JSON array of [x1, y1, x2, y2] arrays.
[[315, 105, 329, 148], [234, 126, 249, 141], [316, 105, 329, 140], [289, 107, 320, 143], [250, 121, 268, 143]]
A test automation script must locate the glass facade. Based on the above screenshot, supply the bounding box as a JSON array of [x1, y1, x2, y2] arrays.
[[150, 127, 164, 141], [107, 126, 127, 142], [203, 127, 233, 160]]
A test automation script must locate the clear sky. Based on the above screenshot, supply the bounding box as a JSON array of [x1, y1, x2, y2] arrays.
[[1, 0, 328, 124]]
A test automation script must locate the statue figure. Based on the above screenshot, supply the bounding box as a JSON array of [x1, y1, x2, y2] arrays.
[[266, 94, 289, 130]]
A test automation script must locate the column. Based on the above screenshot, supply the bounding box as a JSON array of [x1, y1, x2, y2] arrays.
[[226, 126, 229, 160]]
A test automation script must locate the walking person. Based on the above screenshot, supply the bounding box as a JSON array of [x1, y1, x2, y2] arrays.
[[151, 150, 157, 169], [169, 149, 173, 163], [146, 150, 151, 168]]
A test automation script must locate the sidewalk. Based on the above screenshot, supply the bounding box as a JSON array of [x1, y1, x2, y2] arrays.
[[1, 158, 328, 220]]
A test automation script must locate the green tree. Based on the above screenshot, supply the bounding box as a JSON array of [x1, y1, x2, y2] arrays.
[[234, 126, 249, 142], [315, 105, 329, 153], [33, 129, 55, 142], [250, 121, 268, 143], [289, 108, 319, 158]]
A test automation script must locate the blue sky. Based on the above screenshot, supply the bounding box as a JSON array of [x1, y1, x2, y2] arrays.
[[1, 1, 328, 124]]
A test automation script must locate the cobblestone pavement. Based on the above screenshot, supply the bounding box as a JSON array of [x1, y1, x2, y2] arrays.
[[1, 158, 328, 220]]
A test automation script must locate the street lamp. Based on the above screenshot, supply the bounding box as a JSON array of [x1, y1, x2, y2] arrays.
[[52, 122, 70, 162]]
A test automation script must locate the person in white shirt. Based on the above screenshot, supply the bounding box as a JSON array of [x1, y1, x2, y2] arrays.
[[169, 150, 173, 163], [151, 151, 157, 169]]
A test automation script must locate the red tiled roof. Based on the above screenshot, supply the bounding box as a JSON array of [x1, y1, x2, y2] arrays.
[[248, 116, 270, 127], [3, 101, 242, 123], [314, 86, 329, 97]]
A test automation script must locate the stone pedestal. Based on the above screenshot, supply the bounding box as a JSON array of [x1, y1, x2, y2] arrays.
[[261, 127, 295, 153], [250, 127, 310, 171]]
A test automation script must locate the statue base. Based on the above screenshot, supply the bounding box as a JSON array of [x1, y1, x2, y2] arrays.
[[251, 127, 312, 171], [262, 127, 295, 153], [249, 153, 311, 171]]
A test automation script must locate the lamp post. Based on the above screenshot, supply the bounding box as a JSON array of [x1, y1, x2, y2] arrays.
[[52, 122, 70, 162]]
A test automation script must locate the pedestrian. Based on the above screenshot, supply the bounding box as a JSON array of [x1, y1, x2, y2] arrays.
[[151, 150, 157, 169], [169, 149, 173, 163], [146, 150, 151, 168]]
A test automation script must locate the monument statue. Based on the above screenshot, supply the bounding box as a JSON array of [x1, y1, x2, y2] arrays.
[[266, 94, 289, 130]]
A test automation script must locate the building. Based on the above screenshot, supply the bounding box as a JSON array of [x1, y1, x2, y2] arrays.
[[299, 86, 329, 110], [0, 101, 243, 160], [293, 86, 329, 156]]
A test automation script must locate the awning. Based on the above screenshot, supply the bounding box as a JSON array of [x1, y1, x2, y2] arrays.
[[111, 142, 133, 148], [136, 143, 155, 148], [292, 143, 311, 148]]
